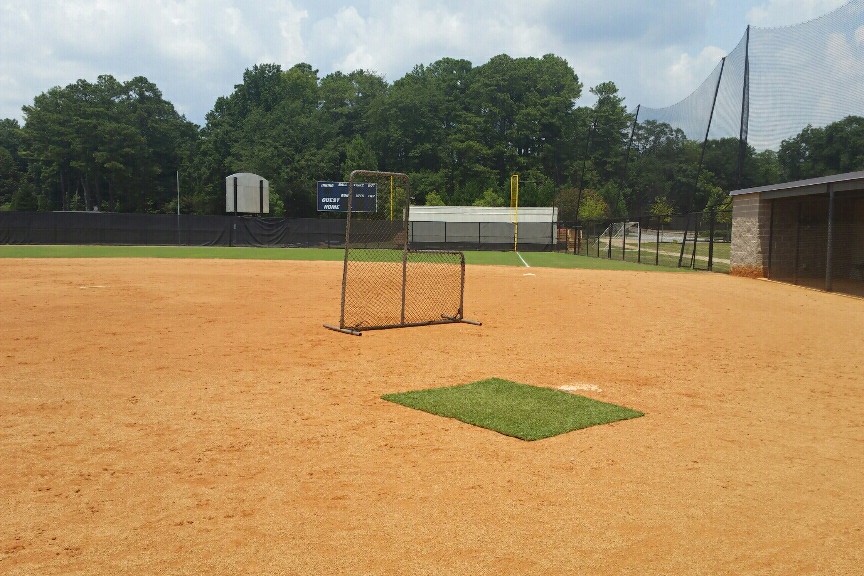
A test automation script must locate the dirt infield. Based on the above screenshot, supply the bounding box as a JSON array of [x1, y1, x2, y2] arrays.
[[1, 258, 862, 575]]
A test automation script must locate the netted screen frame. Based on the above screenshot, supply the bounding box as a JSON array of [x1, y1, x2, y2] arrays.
[[325, 170, 481, 335]]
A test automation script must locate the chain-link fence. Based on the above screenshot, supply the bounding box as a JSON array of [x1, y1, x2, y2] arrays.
[[556, 211, 732, 272]]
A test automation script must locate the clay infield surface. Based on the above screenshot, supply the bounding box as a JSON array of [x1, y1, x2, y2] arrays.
[[1, 258, 862, 575]]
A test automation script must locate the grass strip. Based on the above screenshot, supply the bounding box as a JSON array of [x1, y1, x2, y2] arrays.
[[0, 244, 692, 272]]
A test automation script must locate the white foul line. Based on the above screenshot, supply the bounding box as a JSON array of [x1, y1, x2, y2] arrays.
[[516, 251, 530, 268]]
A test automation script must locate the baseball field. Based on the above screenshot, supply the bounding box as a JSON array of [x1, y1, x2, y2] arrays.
[[1, 250, 862, 574]]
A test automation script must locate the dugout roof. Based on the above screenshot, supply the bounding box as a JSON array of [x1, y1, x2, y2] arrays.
[[729, 170, 864, 199]]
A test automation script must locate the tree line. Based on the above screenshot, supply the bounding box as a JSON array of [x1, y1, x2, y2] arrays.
[[2, 55, 863, 220]]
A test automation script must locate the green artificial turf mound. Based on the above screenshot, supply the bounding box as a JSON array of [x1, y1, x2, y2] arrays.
[[382, 378, 643, 441]]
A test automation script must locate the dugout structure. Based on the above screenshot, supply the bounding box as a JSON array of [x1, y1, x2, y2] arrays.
[[324, 170, 481, 336], [730, 170, 864, 298]]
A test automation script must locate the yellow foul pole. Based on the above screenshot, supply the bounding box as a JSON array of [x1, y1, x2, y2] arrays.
[[510, 174, 519, 252]]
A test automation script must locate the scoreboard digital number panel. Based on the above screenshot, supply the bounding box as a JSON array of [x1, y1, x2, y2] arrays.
[[316, 181, 377, 212]]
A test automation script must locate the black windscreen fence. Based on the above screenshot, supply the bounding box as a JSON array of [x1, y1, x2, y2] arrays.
[[0, 212, 558, 251], [0, 212, 347, 248], [768, 191, 864, 297]]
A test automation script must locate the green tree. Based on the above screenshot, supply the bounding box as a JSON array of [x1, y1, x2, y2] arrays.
[[191, 54, 590, 213], [702, 137, 744, 192], [424, 191, 446, 206], [627, 120, 700, 215], [578, 188, 610, 221], [193, 63, 332, 216], [0, 146, 20, 208], [701, 174, 727, 212], [343, 136, 378, 177], [468, 54, 581, 190], [586, 81, 632, 184], [0, 117, 27, 209], [598, 181, 627, 218], [555, 187, 581, 221], [778, 116, 864, 181], [821, 115, 864, 173], [650, 195, 674, 224], [10, 180, 38, 211], [0, 118, 26, 177], [472, 188, 506, 207], [555, 186, 609, 222], [22, 75, 197, 212]]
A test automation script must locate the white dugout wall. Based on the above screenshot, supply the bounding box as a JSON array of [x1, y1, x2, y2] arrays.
[[408, 206, 557, 248]]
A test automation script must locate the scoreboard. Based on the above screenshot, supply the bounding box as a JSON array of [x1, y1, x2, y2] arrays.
[[316, 181, 377, 212]]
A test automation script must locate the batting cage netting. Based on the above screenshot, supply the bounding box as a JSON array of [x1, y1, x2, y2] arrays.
[[324, 170, 481, 335], [635, 0, 864, 159]]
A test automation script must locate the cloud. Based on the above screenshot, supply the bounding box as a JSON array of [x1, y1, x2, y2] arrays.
[[533, 0, 716, 44], [746, 0, 849, 27], [310, 6, 372, 73], [726, 1, 864, 150], [302, 0, 727, 108], [0, 0, 859, 130], [0, 0, 310, 123], [643, 45, 728, 106]]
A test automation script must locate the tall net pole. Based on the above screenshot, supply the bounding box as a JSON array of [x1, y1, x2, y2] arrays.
[[736, 25, 751, 190], [679, 57, 726, 268]]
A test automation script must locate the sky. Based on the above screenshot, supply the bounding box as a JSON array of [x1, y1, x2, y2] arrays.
[[0, 0, 852, 127]]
